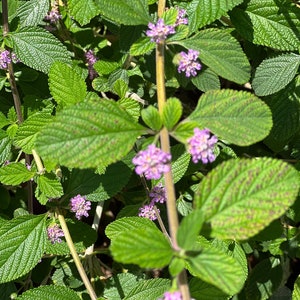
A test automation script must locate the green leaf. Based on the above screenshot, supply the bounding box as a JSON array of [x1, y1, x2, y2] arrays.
[[36, 100, 146, 169], [97, 0, 150, 25], [45, 219, 97, 255], [0, 214, 46, 283], [191, 68, 220, 92], [229, 0, 300, 51], [187, 0, 243, 32], [130, 37, 156, 56], [0, 130, 11, 165], [293, 276, 300, 299], [195, 158, 300, 240], [16, 0, 49, 27], [177, 210, 204, 250], [186, 245, 245, 295], [172, 120, 199, 144], [49, 62, 87, 107], [189, 277, 230, 300], [252, 53, 300, 96], [106, 217, 154, 240], [64, 159, 133, 202], [103, 273, 145, 300], [176, 29, 250, 84], [169, 257, 186, 277], [118, 98, 141, 122], [68, 0, 101, 26], [245, 257, 282, 300], [11, 26, 72, 74], [141, 105, 162, 131], [109, 217, 173, 268], [35, 173, 63, 205], [188, 89, 273, 146], [113, 79, 128, 98], [0, 163, 35, 185], [162, 97, 182, 130], [124, 278, 170, 300], [14, 112, 52, 154], [93, 60, 120, 75], [16, 285, 81, 300]]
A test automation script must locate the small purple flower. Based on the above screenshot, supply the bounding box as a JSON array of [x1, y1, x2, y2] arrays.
[[161, 291, 182, 300], [0, 50, 11, 69], [84, 50, 98, 80], [146, 18, 176, 43], [188, 128, 218, 164], [149, 183, 166, 205], [132, 144, 171, 180], [176, 8, 188, 26], [47, 224, 64, 244], [139, 204, 159, 221], [44, 5, 62, 24], [70, 194, 91, 220], [177, 49, 201, 77]]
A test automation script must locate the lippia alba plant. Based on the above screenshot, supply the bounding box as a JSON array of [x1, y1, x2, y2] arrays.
[[0, 0, 299, 299]]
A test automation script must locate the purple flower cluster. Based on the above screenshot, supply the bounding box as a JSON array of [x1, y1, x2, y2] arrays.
[[0, 50, 19, 69], [132, 144, 171, 180], [146, 18, 176, 43], [188, 128, 218, 164], [178, 49, 201, 77], [160, 291, 182, 300], [44, 2, 62, 24], [175, 8, 188, 26], [138, 184, 167, 221], [47, 224, 64, 244], [70, 194, 91, 220], [84, 50, 98, 80]]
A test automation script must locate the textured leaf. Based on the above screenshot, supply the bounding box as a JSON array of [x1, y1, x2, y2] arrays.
[[177, 210, 204, 250], [264, 79, 300, 151], [176, 29, 250, 84], [187, 0, 243, 32], [189, 277, 230, 300], [252, 53, 300, 96], [0, 163, 35, 185], [15, 112, 52, 154], [36, 100, 146, 169], [293, 276, 300, 300], [118, 98, 141, 122], [104, 273, 144, 300], [35, 173, 63, 205], [64, 159, 133, 202], [229, 0, 300, 51], [124, 278, 170, 300], [109, 217, 173, 268], [191, 68, 220, 92], [49, 62, 87, 107], [187, 246, 245, 295], [130, 37, 156, 56], [16, 285, 81, 300], [0, 130, 11, 165], [68, 0, 101, 26], [141, 105, 162, 131], [162, 97, 182, 130], [93, 60, 120, 75], [16, 0, 49, 27], [11, 27, 71, 73], [187, 89, 273, 146], [0, 214, 46, 283], [195, 158, 300, 240], [97, 0, 151, 25]]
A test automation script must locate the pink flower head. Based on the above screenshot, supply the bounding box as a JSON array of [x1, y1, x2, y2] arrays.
[[188, 128, 218, 164], [47, 224, 64, 244], [138, 204, 159, 221], [132, 144, 171, 180], [177, 49, 201, 77], [146, 18, 176, 43], [176, 8, 188, 26], [161, 291, 182, 300], [70, 194, 91, 220], [149, 183, 166, 205], [84, 50, 98, 79]]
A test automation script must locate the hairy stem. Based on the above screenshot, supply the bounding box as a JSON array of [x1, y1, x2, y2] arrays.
[[156, 1, 191, 298], [57, 209, 98, 300]]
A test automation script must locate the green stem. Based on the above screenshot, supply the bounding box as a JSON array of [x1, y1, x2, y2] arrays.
[[57, 209, 98, 300], [156, 1, 191, 298]]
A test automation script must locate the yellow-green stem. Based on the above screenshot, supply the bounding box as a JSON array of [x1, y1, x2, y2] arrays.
[[57, 209, 98, 300]]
